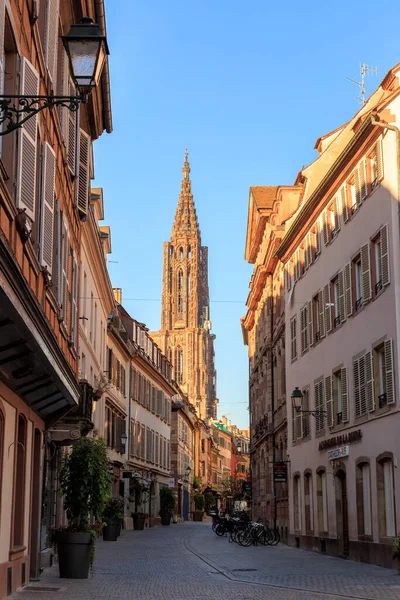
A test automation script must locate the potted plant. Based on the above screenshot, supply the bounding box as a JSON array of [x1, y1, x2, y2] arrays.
[[51, 437, 110, 578], [193, 475, 201, 490], [102, 495, 124, 541], [393, 536, 400, 573], [192, 492, 205, 521], [159, 487, 176, 526], [129, 480, 149, 530]]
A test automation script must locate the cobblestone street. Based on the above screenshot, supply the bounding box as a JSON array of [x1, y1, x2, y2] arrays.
[[10, 522, 400, 600]]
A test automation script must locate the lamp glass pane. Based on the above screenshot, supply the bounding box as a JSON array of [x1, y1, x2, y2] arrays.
[[68, 40, 100, 83]]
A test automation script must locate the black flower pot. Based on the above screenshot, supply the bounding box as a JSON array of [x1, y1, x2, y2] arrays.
[[193, 511, 204, 522], [102, 522, 119, 541], [133, 514, 146, 530], [57, 532, 91, 579], [160, 512, 171, 526]]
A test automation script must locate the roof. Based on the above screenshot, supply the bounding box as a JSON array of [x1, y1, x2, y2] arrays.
[[250, 186, 278, 210], [213, 422, 232, 435]]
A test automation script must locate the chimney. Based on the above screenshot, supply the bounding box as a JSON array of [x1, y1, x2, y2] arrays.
[[113, 288, 122, 304]]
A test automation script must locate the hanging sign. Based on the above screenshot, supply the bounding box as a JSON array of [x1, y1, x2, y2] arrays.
[[273, 462, 287, 483]]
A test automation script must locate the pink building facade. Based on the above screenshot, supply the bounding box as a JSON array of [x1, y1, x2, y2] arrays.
[[276, 64, 400, 568]]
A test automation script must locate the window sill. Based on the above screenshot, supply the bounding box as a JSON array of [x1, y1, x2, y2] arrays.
[[358, 535, 373, 542]]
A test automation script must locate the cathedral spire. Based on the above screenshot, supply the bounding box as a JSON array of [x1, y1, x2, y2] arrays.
[[172, 149, 200, 238]]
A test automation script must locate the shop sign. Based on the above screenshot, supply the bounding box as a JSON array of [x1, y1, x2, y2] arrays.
[[318, 430, 362, 452], [327, 446, 349, 461], [273, 462, 287, 483], [168, 478, 175, 488]]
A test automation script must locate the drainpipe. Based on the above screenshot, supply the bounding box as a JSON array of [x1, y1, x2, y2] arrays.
[[270, 273, 277, 532]]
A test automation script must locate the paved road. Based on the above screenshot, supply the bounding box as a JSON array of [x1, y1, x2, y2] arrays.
[[11, 522, 400, 600]]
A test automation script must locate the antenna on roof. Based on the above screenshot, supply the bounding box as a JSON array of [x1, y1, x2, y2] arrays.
[[346, 63, 383, 105]]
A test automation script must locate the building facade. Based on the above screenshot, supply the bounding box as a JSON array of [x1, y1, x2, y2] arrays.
[[150, 152, 218, 421], [242, 186, 293, 538], [170, 397, 195, 520], [0, 1, 111, 596], [276, 64, 400, 568]]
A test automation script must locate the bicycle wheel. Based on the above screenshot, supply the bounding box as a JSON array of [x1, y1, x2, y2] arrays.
[[215, 524, 226, 536], [237, 529, 254, 547], [270, 528, 280, 546]]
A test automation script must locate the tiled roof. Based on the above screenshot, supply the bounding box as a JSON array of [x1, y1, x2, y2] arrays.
[[250, 186, 278, 210]]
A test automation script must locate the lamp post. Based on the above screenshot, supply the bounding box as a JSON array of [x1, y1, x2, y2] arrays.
[[291, 387, 327, 418], [0, 17, 109, 135]]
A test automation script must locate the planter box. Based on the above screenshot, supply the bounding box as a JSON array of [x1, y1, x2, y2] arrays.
[[133, 514, 146, 530], [193, 511, 204, 522], [57, 532, 91, 579], [102, 523, 119, 541], [160, 513, 171, 526]]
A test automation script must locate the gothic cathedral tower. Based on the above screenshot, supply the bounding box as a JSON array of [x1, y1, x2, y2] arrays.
[[150, 151, 218, 420]]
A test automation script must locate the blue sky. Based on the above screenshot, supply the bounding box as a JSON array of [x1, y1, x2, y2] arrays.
[[93, 0, 400, 429]]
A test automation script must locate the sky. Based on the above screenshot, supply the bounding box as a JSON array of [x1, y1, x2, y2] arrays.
[[93, 0, 400, 429]]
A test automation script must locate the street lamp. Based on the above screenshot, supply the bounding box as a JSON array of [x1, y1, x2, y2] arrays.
[[237, 441, 242, 452], [0, 17, 109, 135], [291, 387, 327, 418], [120, 432, 128, 446]]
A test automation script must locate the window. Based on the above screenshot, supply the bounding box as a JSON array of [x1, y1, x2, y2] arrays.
[[302, 389, 310, 438], [187, 269, 191, 295], [332, 369, 347, 425], [314, 221, 321, 258], [93, 302, 97, 350], [328, 197, 340, 237], [176, 347, 183, 383], [377, 458, 395, 538], [105, 404, 125, 453], [13, 415, 27, 547], [313, 291, 325, 343], [290, 316, 297, 361], [332, 275, 341, 328], [356, 463, 372, 537], [314, 379, 324, 433], [188, 245, 191, 258], [90, 292, 94, 341], [300, 304, 308, 355], [369, 140, 383, 188], [293, 475, 301, 530], [354, 257, 363, 311], [317, 471, 328, 533], [81, 353, 86, 380], [304, 473, 314, 532], [354, 351, 374, 417], [179, 247, 184, 260], [373, 340, 394, 408], [374, 238, 382, 293], [348, 174, 358, 214]]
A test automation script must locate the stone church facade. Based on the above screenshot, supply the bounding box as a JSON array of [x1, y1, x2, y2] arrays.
[[150, 152, 218, 421]]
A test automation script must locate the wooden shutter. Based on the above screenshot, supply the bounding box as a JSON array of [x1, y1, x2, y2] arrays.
[[61, 217, 70, 323], [315, 380, 324, 433], [341, 185, 349, 223], [315, 221, 322, 255], [354, 167, 361, 205], [16, 58, 39, 221], [325, 376, 333, 428], [300, 305, 308, 354], [365, 350, 375, 412], [307, 232, 313, 266], [359, 355, 367, 416], [324, 283, 332, 333], [384, 339, 395, 404], [322, 211, 329, 245], [360, 242, 372, 303], [70, 252, 79, 347], [318, 290, 325, 338], [376, 140, 383, 181], [77, 128, 90, 214], [332, 197, 340, 232], [341, 367, 349, 423], [54, 200, 62, 304], [44, 0, 60, 85], [304, 236, 310, 270], [67, 78, 79, 175], [338, 270, 346, 323], [308, 300, 314, 347], [39, 142, 56, 272], [353, 358, 361, 417], [344, 262, 353, 317], [286, 262, 291, 291], [380, 224, 390, 287], [360, 158, 368, 200], [291, 317, 297, 360]]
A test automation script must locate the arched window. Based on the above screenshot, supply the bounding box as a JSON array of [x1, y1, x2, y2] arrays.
[[179, 247, 184, 260], [356, 461, 372, 537], [178, 295, 183, 319], [175, 347, 183, 383], [177, 270, 183, 291], [187, 269, 191, 295], [169, 246, 173, 257], [169, 267, 173, 293], [304, 472, 314, 532], [317, 469, 328, 533], [14, 414, 27, 547], [293, 474, 301, 531], [377, 456, 395, 537], [187, 245, 191, 259]]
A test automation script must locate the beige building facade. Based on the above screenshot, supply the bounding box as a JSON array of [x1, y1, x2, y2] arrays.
[[276, 64, 400, 568]]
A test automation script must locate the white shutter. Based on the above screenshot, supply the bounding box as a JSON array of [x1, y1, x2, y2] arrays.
[[308, 300, 314, 347], [71, 253, 79, 346], [360, 158, 368, 200], [291, 317, 297, 361], [322, 211, 329, 245], [68, 78, 78, 175], [354, 358, 361, 417], [360, 242, 372, 303], [315, 221, 322, 255], [304, 236, 310, 270], [344, 262, 353, 317], [325, 376, 333, 428], [380, 224, 390, 287], [376, 140, 384, 181], [365, 350, 375, 412], [318, 290, 325, 339], [16, 58, 39, 221], [300, 305, 308, 355], [61, 217, 70, 323], [324, 283, 332, 333], [39, 142, 56, 272], [315, 380, 324, 433], [54, 199, 62, 304], [333, 197, 340, 232], [354, 167, 361, 205], [307, 232, 313, 266], [338, 270, 346, 324], [384, 339, 395, 404], [341, 367, 349, 423], [359, 355, 367, 416], [341, 185, 349, 223], [77, 128, 90, 214], [44, 0, 60, 85]]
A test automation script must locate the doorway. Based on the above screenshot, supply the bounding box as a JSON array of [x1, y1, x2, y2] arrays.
[[335, 469, 349, 557]]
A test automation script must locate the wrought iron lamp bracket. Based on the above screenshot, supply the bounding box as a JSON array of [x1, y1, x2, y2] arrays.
[[294, 408, 327, 419], [0, 94, 85, 135]]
